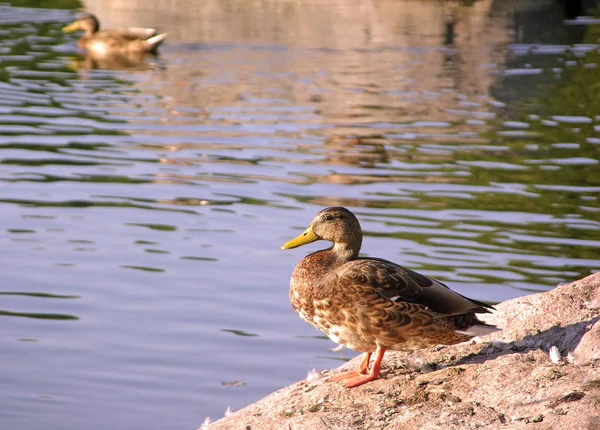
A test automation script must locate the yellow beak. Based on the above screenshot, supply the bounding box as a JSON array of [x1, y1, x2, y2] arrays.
[[281, 225, 319, 250], [61, 21, 81, 33]]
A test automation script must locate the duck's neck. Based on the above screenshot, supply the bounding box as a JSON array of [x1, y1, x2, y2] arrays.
[[332, 241, 360, 262], [292, 243, 359, 284]]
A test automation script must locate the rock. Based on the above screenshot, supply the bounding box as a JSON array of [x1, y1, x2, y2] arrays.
[[207, 273, 600, 430]]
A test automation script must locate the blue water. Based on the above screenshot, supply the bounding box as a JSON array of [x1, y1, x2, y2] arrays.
[[1, 1, 599, 429]]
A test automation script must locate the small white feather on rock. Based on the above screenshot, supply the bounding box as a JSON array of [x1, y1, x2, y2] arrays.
[[224, 406, 233, 417], [549, 345, 562, 364], [306, 368, 321, 382], [198, 417, 211, 430]]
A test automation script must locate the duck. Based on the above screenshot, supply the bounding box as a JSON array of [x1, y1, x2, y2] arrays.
[[61, 14, 167, 56], [281, 206, 498, 388]]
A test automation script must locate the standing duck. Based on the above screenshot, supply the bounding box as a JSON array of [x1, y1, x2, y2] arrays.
[[281, 207, 498, 388], [61, 14, 167, 55]]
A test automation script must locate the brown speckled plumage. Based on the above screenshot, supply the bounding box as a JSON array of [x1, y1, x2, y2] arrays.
[[282, 207, 498, 388]]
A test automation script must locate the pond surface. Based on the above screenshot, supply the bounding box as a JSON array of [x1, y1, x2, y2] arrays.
[[1, 0, 600, 428]]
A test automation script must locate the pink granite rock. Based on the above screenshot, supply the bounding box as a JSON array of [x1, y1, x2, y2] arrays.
[[207, 273, 600, 430]]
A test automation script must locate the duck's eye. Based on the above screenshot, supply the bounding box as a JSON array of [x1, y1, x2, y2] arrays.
[[323, 214, 334, 222]]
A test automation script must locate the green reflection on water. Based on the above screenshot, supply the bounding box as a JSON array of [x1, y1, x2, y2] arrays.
[[120, 265, 165, 273], [7, 229, 36, 233], [145, 248, 170, 254], [0, 199, 197, 214], [9, 0, 81, 9], [126, 223, 178, 231], [3, 175, 152, 184], [221, 329, 259, 337], [0, 310, 78, 320], [180, 256, 218, 261], [1, 159, 118, 167], [0, 292, 79, 299]]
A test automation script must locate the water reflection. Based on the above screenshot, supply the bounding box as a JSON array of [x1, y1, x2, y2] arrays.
[[68, 53, 164, 71], [1, 1, 600, 429], [0, 292, 80, 298], [0, 310, 79, 320]]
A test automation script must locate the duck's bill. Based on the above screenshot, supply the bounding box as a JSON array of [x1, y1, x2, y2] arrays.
[[61, 21, 80, 33], [281, 226, 318, 250]]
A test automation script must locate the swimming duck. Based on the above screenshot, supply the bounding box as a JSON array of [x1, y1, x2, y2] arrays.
[[61, 14, 167, 55], [281, 207, 498, 388]]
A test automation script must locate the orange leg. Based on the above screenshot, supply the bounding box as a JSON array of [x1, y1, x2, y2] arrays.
[[328, 352, 372, 382], [342, 346, 386, 388], [358, 351, 372, 373]]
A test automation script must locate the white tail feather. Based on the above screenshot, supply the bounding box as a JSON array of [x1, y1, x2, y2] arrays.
[[455, 323, 499, 337], [145, 33, 168, 51]]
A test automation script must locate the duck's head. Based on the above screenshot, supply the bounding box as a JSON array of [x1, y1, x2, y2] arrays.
[[281, 207, 362, 254], [62, 14, 100, 36]]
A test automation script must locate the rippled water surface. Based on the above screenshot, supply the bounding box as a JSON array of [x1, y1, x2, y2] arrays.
[[1, 0, 600, 428]]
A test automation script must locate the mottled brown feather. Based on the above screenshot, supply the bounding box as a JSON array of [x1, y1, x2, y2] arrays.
[[286, 207, 497, 354]]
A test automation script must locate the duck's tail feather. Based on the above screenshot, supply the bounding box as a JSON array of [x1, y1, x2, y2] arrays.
[[145, 33, 168, 53]]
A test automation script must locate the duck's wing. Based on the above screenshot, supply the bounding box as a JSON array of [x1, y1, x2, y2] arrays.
[[329, 257, 493, 317], [91, 29, 167, 54], [111, 27, 158, 40]]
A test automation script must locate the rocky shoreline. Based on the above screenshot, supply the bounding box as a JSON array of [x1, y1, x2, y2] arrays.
[[207, 273, 600, 429]]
